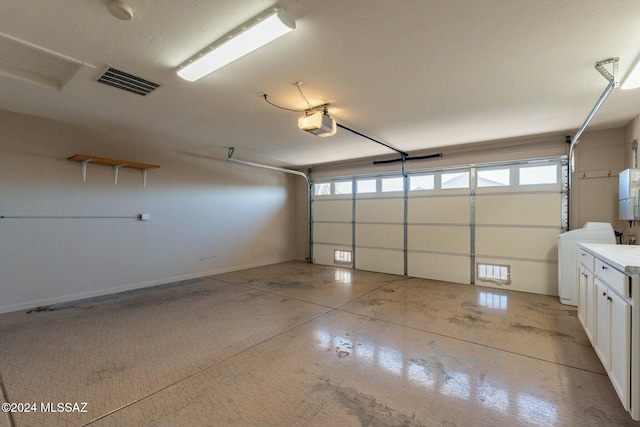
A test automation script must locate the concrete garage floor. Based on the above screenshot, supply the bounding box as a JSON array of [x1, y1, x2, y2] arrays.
[[0, 261, 638, 426]]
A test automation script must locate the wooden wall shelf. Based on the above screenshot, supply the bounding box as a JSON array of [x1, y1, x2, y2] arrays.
[[68, 154, 160, 185]]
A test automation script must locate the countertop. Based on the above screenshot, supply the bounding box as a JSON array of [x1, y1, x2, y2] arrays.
[[579, 243, 640, 274]]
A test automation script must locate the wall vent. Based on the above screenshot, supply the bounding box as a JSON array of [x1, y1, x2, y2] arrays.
[[95, 66, 161, 96], [477, 263, 511, 286], [334, 249, 353, 266]]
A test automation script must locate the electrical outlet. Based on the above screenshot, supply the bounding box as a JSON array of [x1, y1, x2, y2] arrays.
[[139, 213, 150, 221]]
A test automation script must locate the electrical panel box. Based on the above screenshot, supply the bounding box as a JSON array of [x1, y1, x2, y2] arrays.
[[619, 169, 640, 220]]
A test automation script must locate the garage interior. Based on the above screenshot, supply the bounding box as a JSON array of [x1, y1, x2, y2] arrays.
[[2, 1, 640, 426]]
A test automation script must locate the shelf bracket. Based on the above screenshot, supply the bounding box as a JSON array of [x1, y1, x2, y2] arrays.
[[81, 159, 91, 182], [142, 168, 152, 187], [113, 164, 127, 184]]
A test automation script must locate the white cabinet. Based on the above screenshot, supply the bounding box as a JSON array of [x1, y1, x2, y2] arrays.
[[593, 276, 631, 409], [594, 278, 611, 369], [578, 264, 587, 326], [578, 263, 595, 344], [610, 289, 631, 410], [578, 245, 634, 416], [586, 271, 596, 344]]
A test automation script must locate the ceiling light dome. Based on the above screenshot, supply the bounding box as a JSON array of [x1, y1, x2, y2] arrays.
[[107, 1, 133, 21]]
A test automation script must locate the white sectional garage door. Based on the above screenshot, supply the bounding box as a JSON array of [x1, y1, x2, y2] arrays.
[[311, 181, 353, 267], [354, 177, 405, 275], [474, 162, 565, 295], [310, 157, 567, 295], [407, 168, 472, 284]]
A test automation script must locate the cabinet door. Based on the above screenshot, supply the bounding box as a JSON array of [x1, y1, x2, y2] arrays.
[[594, 278, 611, 370], [585, 270, 596, 345], [578, 265, 587, 327], [609, 291, 631, 411]]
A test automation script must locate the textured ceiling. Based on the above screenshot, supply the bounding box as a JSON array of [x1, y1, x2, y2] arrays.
[[1, 0, 640, 166]]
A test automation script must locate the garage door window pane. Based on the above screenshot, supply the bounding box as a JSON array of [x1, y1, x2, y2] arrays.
[[314, 183, 331, 195], [357, 179, 377, 193], [519, 165, 557, 186], [478, 169, 510, 187], [441, 172, 469, 189], [334, 180, 353, 194], [409, 175, 434, 191], [382, 177, 404, 192]]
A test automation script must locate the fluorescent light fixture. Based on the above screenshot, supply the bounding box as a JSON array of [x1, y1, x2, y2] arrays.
[[622, 56, 640, 89], [177, 7, 295, 81], [298, 110, 337, 137]]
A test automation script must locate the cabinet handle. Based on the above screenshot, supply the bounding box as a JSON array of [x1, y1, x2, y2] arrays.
[[603, 292, 607, 297], [602, 265, 608, 270], [607, 296, 613, 302]]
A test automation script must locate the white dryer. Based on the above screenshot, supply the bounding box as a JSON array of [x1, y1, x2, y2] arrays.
[[558, 222, 616, 306]]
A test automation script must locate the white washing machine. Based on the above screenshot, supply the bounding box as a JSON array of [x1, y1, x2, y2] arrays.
[[558, 222, 616, 306]]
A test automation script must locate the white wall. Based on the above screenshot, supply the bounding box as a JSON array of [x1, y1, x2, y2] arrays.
[[0, 110, 297, 313], [571, 127, 626, 230]]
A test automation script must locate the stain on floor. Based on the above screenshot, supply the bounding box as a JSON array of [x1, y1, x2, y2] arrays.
[[365, 298, 390, 306], [313, 377, 427, 427], [449, 313, 490, 328], [460, 301, 480, 309], [509, 322, 573, 340], [409, 357, 452, 383], [266, 281, 313, 290]]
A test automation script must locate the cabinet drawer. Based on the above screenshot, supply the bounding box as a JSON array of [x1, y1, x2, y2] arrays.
[[595, 259, 631, 298], [579, 250, 595, 271]]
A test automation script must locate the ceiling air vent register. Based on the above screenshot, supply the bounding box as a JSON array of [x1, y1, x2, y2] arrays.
[[95, 66, 161, 96]]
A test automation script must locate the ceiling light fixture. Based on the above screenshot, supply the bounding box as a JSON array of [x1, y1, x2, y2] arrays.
[[298, 105, 336, 137], [106, 1, 133, 21], [177, 7, 295, 81], [622, 56, 640, 89]]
